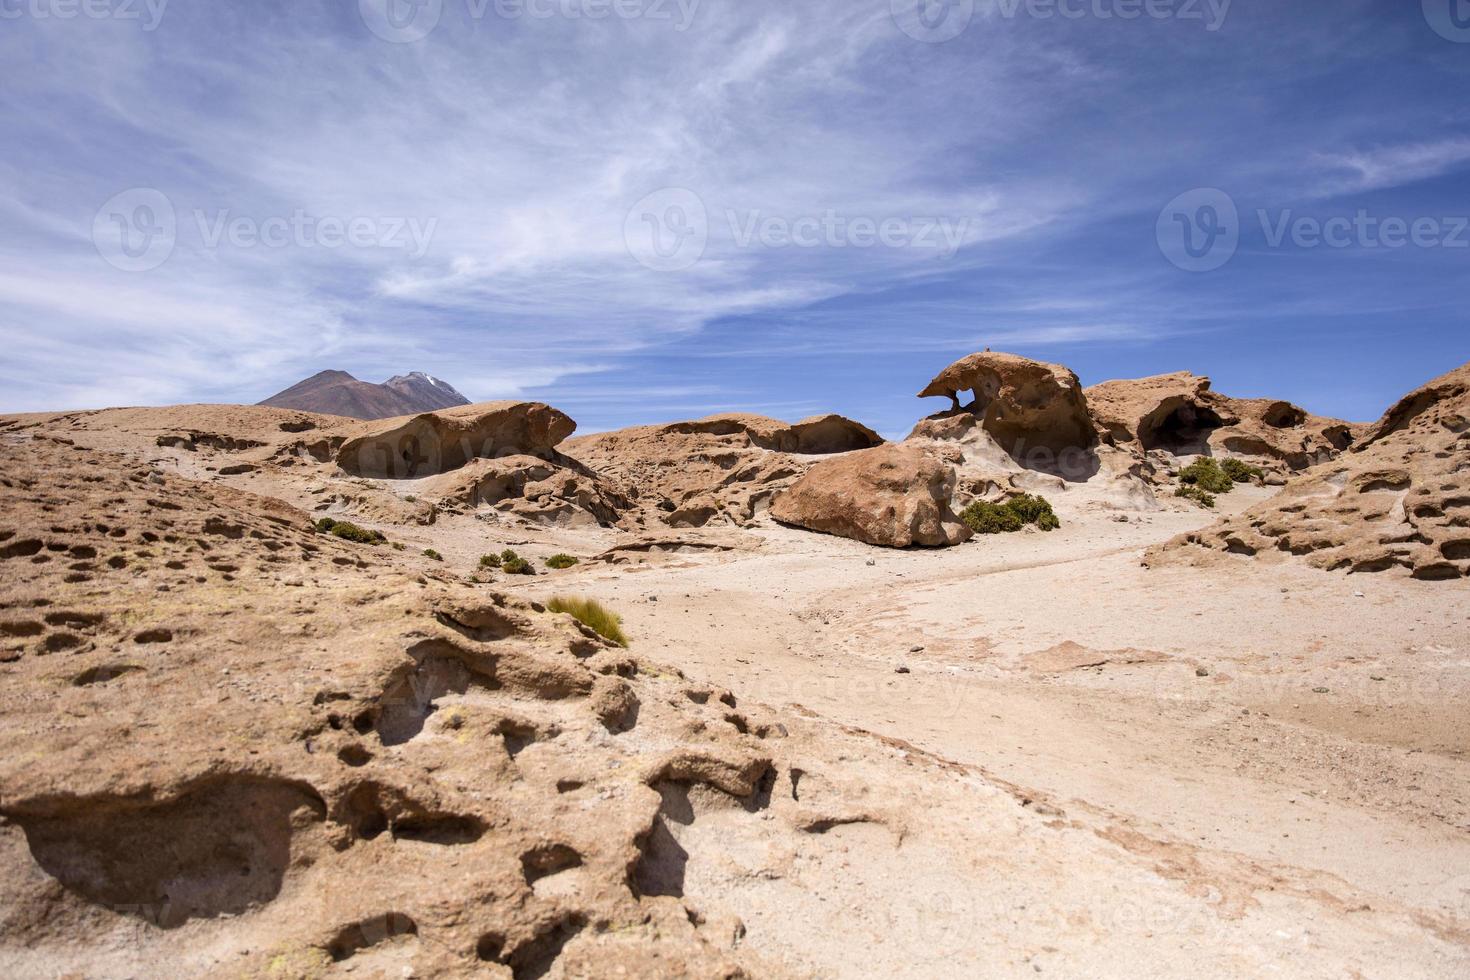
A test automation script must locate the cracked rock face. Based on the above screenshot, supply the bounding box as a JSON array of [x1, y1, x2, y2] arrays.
[[1150, 361, 1470, 580]]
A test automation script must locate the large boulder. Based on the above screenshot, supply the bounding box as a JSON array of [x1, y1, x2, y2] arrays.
[[1150, 361, 1470, 580], [770, 443, 971, 548], [1086, 372, 1355, 470], [335, 402, 576, 479], [915, 352, 1096, 459]]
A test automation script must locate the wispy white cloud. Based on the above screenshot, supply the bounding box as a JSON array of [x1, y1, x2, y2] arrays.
[[1309, 138, 1470, 196]]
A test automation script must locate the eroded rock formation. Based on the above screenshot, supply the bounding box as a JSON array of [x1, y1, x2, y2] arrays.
[[565, 413, 883, 530], [1086, 372, 1355, 471], [915, 352, 1096, 459], [0, 434, 775, 975], [336, 402, 577, 479], [1150, 361, 1470, 579]]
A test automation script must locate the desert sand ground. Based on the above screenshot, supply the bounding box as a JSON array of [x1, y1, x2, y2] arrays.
[[1, 398, 1467, 979]]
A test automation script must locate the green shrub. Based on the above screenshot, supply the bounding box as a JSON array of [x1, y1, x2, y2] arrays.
[[479, 553, 502, 569], [1175, 484, 1216, 508], [1178, 458, 1234, 494], [499, 549, 534, 576], [423, 548, 443, 561], [547, 596, 627, 647], [961, 494, 1061, 535], [316, 518, 385, 545], [961, 501, 1024, 534], [545, 554, 580, 570], [1220, 458, 1264, 484], [1005, 493, 1061, 531]]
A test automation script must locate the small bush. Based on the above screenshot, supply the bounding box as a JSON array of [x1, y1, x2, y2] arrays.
[[1005, 493, 1061, 531], [545, 554, 580, 570], [547, 596, 627, 647], [962, 501, 1024, 534], [1178, 458, 1234, 494], [479, 553, 502, 569], [1176, 484, 1216, 508], [1220, 458, 1264, 484], [423, 548, 443, 561], [316, 518, 385, 545], [500, 550, 534, 576], [961, 494, 1060, 535]]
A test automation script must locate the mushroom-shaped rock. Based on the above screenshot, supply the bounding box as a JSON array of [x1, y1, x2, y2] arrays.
[[336, 402, 576, 479], [916, 352, 1096, 457], [770, 443, 972, 548]]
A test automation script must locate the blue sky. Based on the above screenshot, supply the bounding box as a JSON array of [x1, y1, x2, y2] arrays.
[[1, 0, 1466, 436]]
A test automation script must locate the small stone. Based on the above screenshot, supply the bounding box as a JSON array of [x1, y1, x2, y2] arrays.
[[1370, 675, 1386, 682], [895, 666, 911, 675], [909, 645, 924, 653], [1313, 687, 1330, 694], [1195, 667, 1210, 678]]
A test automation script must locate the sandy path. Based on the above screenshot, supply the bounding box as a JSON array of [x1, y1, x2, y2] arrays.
[[514, 505, 1470, 943]]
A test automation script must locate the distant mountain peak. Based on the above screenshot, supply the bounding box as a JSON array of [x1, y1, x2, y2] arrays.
[[259, 369, 471, 420]]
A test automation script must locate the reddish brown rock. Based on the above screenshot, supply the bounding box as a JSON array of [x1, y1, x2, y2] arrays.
[[1085, 372, 1355, 470], [915, 352, 1096, 458], [770, 443, 971, 548]]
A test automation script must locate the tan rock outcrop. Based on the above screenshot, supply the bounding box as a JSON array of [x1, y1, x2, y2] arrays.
[[1086, 372, 1355, 470], [565, 413, 883, 529], [1150, 362, 1470, 580], [419, 454, 631, 528], [0, 434, 776, 975], [336, 402, 577, 479], [770, 443, 971, 548], [915, 352, 1096, 458]]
